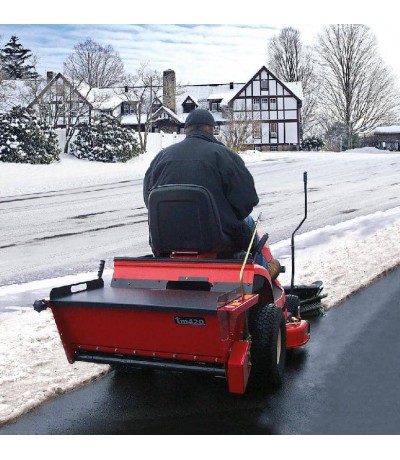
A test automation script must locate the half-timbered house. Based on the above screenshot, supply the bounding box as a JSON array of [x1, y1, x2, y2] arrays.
[[147, 66, 303, 151]]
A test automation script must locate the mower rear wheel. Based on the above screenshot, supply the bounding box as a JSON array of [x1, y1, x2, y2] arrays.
[[249, 303, 287, 390]]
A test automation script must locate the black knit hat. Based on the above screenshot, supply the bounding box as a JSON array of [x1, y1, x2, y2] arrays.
[[184, 109, 216, 128]]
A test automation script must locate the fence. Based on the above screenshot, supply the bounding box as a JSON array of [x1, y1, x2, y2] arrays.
[[143, 132, 185, 152]]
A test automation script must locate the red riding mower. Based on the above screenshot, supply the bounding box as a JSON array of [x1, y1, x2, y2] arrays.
[[34, 172, 325, 394]]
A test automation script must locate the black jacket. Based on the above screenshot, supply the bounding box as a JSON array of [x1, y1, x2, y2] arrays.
[[143, 130, 259, 251]]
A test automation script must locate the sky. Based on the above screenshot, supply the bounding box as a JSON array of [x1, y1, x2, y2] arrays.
[[1, 145, 400, 428], [1, 1, 400, 86]]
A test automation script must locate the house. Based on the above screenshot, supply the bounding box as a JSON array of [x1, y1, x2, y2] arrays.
[[143, 66, 303, 151], [373, 126, 400, 151], [27, 72, 125, 128], [14, 66, 303, 151]]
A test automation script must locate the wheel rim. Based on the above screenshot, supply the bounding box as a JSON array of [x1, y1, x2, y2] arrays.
[[276, 329, 281, 364]]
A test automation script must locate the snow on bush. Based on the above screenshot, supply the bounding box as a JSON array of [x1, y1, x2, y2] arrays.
[[70, 114, 140, 162], [0, 106, 60, 164]]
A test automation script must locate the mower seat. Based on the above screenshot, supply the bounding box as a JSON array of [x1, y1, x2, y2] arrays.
[[148, 184, 234, 257]]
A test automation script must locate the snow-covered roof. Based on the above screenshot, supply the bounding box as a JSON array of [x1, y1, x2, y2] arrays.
[[176, 77, 303, 117], [120, 114, 149, 125], [177, 83, 244, 115], [284, 82, 303, 101], [152, 106, 181, 123], [374, 126, 400, 134], [75, 83, 124, 110]]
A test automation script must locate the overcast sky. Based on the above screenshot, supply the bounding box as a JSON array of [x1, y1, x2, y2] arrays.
[[1, 1, 398, 86]]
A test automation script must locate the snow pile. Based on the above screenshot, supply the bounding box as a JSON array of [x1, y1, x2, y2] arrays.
[[275, 213, 400, 307], [345, 146, 385, 154], [0, 309, 109, 424], [0, 152, 149, 197]]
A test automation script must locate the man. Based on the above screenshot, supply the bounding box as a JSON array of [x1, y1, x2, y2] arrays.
[[143, 108, 258, 254], [143, 109, 280, 277]]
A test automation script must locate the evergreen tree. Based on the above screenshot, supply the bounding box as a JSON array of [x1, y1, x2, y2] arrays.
[[0, 106, 60, 164], [70, 114, 139, 162], [0, 35, 38, 79]]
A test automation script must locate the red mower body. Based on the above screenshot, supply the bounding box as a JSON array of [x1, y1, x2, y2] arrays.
[[48, 254, 310, 394]]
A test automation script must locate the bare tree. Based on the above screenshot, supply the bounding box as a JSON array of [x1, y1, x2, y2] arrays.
[[120, 63, 163, 153], [267, 27, 319, 135], [316, 24, 400, 149], [218, 104, 258, 152], [64, 38, 124, 88]]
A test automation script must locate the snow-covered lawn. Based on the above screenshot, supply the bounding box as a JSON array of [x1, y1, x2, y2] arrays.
[[1, 146, 400, 426]]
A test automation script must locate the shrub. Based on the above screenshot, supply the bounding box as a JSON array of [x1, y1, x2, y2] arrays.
[[302, 136, 325, 151], [70, 115, 139, 162], [0, 106, 60, 164]]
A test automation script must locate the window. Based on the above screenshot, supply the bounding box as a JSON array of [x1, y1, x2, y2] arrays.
[[253, 98, 260, 109], [122, 102, 136, 115], [270, 98, 277, 110], [54, 80, 64, 97], [270, 145, 278, 151], [270, 122, 277, 138], [183, 102, 196, 113], [210, 101, 221, 111], [198, 99, 208, 109], [70, 101, 80, 117], [253, 123, 261, 139], [152, 101, 161, 113], [261, 98, 268, 110], [261, 79, 269, 90]]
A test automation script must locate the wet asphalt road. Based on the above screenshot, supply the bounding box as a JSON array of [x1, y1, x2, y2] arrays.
[[1, 267, 399, 435]]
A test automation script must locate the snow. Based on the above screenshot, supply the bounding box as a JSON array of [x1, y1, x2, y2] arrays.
[[374, 125, 400, 134], [1, 146, 400, 426]]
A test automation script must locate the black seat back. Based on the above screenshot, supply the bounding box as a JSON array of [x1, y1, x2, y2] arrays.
[[148, 184, 228, 255]]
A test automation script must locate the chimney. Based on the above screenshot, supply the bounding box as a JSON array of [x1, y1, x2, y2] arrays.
[[47, 71, 55, 82], [230, 82, 234, 90], [163, 69, 176, 113]]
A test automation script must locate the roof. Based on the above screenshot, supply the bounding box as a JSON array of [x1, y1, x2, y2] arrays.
[[3, 66, 303, 125], [374, 126, 400, 135], [284, 82, 303, 101], [177, 83, 244, 113]]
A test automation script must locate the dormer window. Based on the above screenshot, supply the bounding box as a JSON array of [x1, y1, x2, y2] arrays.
[[122, 101, 137, 115], [152, 99, 162, 112], [209, 99, 222, 112], [182, 97, 197, 113]]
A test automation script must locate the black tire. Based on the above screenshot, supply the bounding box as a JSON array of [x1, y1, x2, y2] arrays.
[[248, 303, 287, 389], [285, 294, 300, 316]]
